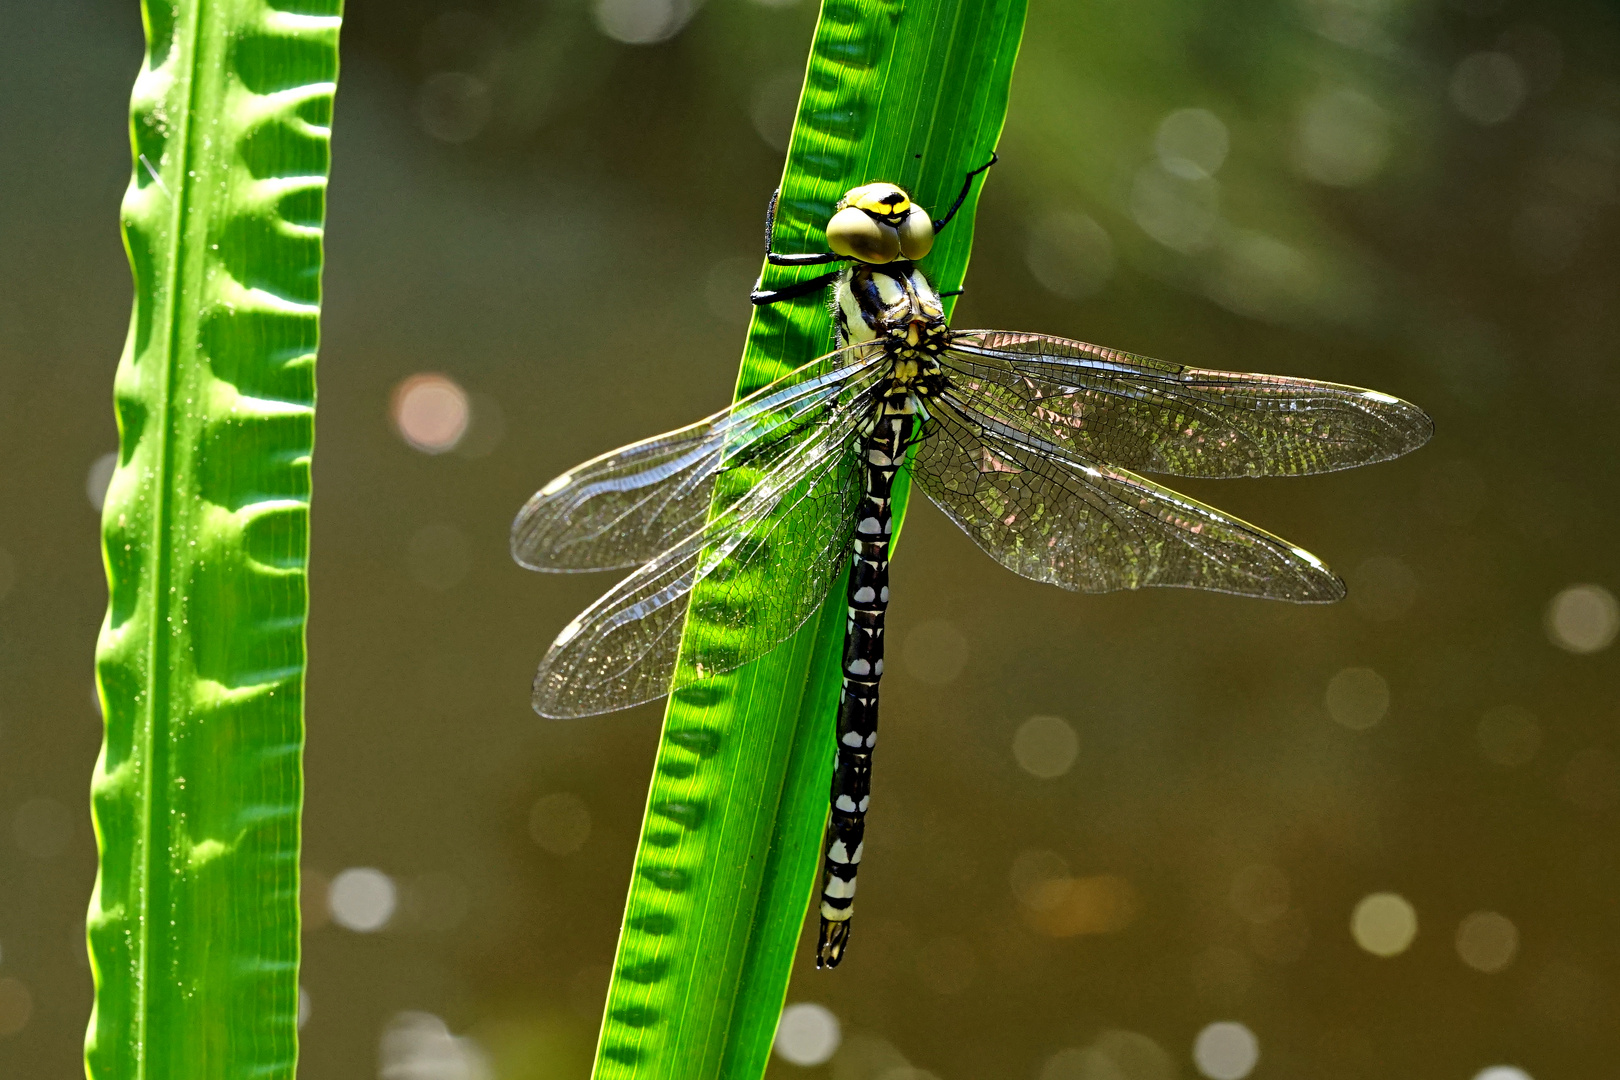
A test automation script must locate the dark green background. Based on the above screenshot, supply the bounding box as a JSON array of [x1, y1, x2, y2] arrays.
[[1, 0, 1617, 1077]]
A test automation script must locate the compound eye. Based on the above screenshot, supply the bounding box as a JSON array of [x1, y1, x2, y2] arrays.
[[826, 207, 900, 264], [896, 205, 935, 260]]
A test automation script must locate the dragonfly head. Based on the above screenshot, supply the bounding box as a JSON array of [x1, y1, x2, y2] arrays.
[[826, 182, 935, 265]]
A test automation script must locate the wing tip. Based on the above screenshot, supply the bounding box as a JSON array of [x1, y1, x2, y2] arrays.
[[1407, 404, 1437, 453], [1355, 393, 1435, 465], [531, 673, 570, 718], [1374, 393, 1435, 458], [531, 680, 599, 720], [1303, 570, 1349, 604], [510, 502, 550, 570], [1287, 545, 1347, 603]]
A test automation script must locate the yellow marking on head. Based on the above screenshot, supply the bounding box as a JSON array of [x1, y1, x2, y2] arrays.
[[838, 182, 912, 222]]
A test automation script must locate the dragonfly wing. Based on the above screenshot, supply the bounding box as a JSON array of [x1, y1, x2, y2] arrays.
[[531, 385, 877, 717], [513, 341, 887, 571], [915, 391, 1345, 602], [943, 331, 1432, 479]]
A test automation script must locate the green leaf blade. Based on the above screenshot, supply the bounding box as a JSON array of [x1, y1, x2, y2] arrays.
[[590, 2, 1027, 1077], [87, 2, 343, 1077]]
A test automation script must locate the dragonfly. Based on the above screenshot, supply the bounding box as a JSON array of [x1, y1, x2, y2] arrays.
[[511, 155, 1432, 969]]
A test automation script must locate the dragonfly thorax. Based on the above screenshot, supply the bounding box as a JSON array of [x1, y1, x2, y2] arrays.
[[835, 263, 949, 351], [833, 262, 950, 414]]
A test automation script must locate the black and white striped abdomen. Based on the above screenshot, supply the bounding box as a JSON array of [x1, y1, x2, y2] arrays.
[[816, 409, 909, 968]]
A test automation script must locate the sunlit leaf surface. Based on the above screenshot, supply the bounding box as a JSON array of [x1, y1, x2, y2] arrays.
[[87, 2, 342, 1076]]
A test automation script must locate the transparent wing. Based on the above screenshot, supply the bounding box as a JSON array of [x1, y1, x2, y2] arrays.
[[531, 381, 882, 717], [943, 331, 1432, 479], [513, 341, 887, 572], [915, 390, 1345, 602]]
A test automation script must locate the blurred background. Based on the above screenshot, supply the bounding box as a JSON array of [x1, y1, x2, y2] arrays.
[[2, 0, 1618, 1076]]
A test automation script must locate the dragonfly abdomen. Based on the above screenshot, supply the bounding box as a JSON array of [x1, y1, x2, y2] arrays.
[[817, 410, 910, 969]]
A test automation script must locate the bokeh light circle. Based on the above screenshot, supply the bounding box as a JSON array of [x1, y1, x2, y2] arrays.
[[1545, 584, 1619, 654], [329, 867, 397, 932], [1098, 1031, 1174, 1080], [1155, 108, 1229, 179], [1192, 1021, 1260, 1080], [1351, 892, 1417, 957], [1294, 88, 1390, 187], [1450, 52, 1526, 125], [593, 0, 696, 44], [1325, 667, 1389, 730], [380, 1012, 491, 1079], [529, 793, 592, 855], [1043, 1031, 1172, 1080], [392, 373, 470, 454], [774, 1001, 841, 1066], [1131, 164, 1218, 253], [1013, 715, 1079, 778], [1456, 911, 1518, 973]]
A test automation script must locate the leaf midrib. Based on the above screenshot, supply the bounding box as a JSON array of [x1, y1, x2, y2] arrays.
[[136, 5, 206, 1071]]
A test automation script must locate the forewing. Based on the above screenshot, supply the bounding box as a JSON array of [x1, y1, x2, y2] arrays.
[[915, 392, 1345, 602], [943, 331, 1432, 479], [513, 341, 886, 571], [531, 384, 877, 717]]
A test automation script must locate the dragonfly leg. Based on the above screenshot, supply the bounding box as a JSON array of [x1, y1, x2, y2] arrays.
[[817, 411, 910, 969], [761, 187, 847, 268], [753, 191, 845, 306], [751, 268, 842, 307], [932, 152, 999, 233]]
